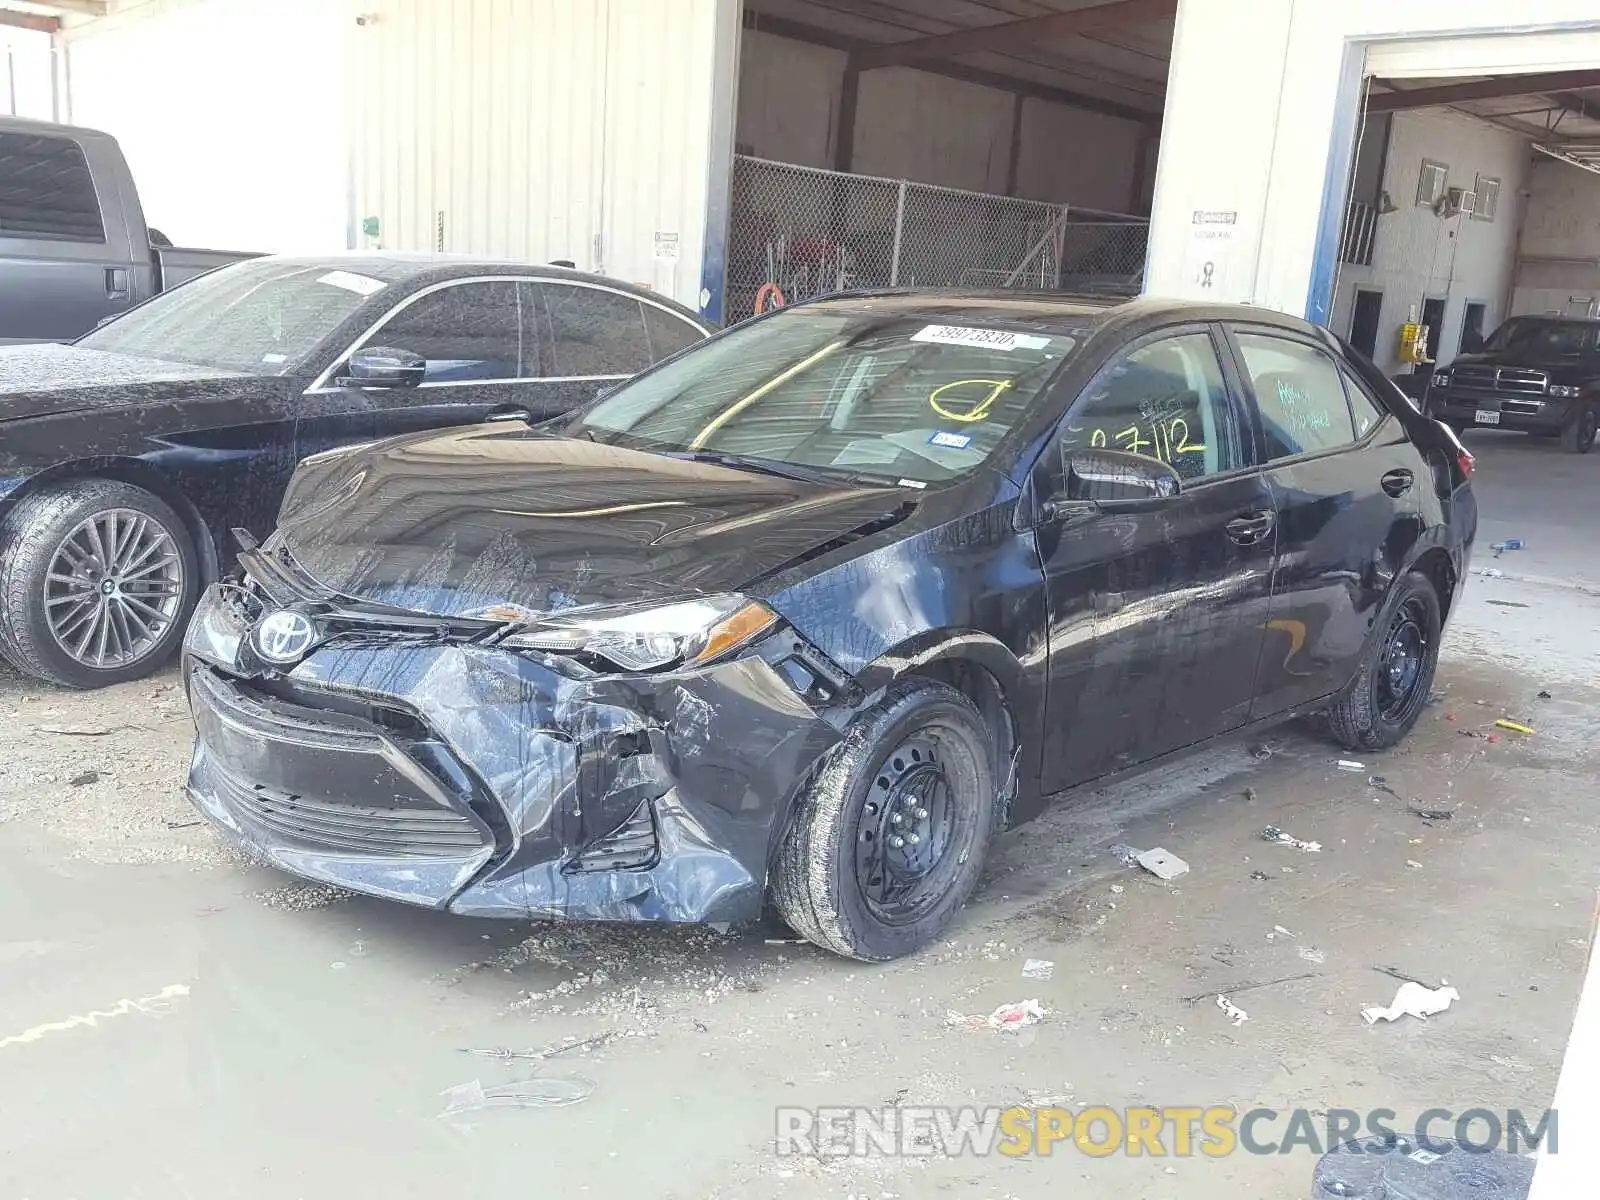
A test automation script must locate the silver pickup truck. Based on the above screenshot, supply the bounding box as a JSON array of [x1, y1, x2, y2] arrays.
[[0, 116, 258, 344]]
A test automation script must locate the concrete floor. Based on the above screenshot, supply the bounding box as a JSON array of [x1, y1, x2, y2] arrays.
[[1, 431, 1596, 1200]]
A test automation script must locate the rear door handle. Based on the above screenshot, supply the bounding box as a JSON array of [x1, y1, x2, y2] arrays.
[[1225, 510, 1275, 546], [1381, 468, 1414, 497]]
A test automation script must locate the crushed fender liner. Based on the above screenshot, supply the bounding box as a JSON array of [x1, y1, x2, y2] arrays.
[[182, 582, 845, 924]]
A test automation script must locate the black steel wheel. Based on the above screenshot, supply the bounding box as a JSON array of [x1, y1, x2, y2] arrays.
[[0, 479, 199, 688], [773, 678, 997, 961], [1324, 571, 1442, 752], [1562, 405, 1597, 454]]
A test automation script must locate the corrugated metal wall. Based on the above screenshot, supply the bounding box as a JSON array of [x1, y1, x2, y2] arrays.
[[350, 0, 732, 313], [64, 0, 351, 253]]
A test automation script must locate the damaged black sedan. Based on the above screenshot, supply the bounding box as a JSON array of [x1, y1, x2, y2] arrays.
[[183, 294, 1476, 960]]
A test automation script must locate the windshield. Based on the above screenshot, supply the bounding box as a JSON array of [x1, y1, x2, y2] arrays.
[[76, 259, 387, 374], [571, 309, 1084, 485], [1482, 318, 1595, 358]]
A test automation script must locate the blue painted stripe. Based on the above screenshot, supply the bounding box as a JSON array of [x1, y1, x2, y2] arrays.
[[1307, 39, 1369, 327]]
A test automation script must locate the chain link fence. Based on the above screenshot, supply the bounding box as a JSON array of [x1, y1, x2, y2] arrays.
[[726, 156, 1147, 322]]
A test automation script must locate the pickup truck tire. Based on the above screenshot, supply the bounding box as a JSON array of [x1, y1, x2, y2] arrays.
[[772, 678, 995, 961], [1324, 571, 1441, 752], [1561, 405, 1597, 454], [0, 480, 198, 688]]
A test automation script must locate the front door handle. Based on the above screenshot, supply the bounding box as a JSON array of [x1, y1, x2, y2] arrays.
[[1225, 510, 1275, 546], [104, 266, 130, 301], [484, 407, 532, 423], [1381, 468, 1414, 497]]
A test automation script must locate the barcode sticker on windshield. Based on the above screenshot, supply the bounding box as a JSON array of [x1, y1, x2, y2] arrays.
[[317, 270, 387, 296], [911, 324, 1049, 352]]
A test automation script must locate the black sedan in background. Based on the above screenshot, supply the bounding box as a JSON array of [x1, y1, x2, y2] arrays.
[[0, 254, 708, 687], [183, 293, 1476, 961]]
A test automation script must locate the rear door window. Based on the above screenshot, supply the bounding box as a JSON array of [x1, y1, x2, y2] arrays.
[[539, 283, 651, 377], [642, 302, 704, 362], [0, 131, 106, 243], [1232, 331, 1358, 459], [358, 280, 524, 382]]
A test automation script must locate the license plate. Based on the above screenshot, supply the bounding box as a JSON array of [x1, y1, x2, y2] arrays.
[[1475, 409, 1500, 425]]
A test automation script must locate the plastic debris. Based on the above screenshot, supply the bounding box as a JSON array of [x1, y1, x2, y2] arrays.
[[1273, 925, 1295, 938], [1368, 775, 1403, 800], [67, 770, 102, 787], [461, 1030, 637, 1062], [440, 1075, 596, 1115], [1494, 719, 1534, 734], [1298, 946, 1327, 964], [1261, 825, 1322, 852], [1108, 843, 1142, 867], [1216, 994, 1249, 1027], [1247, 743, 1275, 761], [1336, 759, 1365, 772], [1407, 805, 1454, 821], [1406, 860, 1424, 869], [1538, 690, 1553, 700], [1490, 539, 1524, 554], [1487, 734, 1501, 744], [1248, 869, 1274, 881], [1362, 981, 1459, 1025], [1135, 847, 1189, 880], [1476, 566, 1503, 578], [946, 999, 1048, 1032], [1022, 959, 1055, 981]]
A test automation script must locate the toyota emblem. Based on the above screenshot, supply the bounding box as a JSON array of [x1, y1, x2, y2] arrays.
[[253, 609, 317, 664]]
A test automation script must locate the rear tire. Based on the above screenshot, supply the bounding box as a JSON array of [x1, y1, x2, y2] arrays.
[[1561, 405, 1597, 454], [772, 679, 997, 961], [0, 480, 199, 688], [1324, 571, 1441, 752]]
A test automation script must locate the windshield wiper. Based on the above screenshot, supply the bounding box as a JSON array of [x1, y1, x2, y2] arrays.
[[665, 450, 893, 488]]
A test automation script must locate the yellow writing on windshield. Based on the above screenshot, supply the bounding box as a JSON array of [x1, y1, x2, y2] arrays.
[[929, 378, 1014, 423]]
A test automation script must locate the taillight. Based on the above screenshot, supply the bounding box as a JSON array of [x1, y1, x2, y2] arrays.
[[1457, 449, 1474, 478]]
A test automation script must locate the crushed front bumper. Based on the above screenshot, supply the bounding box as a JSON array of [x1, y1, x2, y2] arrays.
[[182, 585, 844, 924]]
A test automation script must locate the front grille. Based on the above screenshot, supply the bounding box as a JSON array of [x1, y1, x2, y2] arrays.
[[210, 763, 488, 857], [1451, 365, 1547, 395]]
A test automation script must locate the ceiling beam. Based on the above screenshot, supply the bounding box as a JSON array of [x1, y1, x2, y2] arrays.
[[1369, 70, 1600, 112], [0, 8, 60, 32], [1549, 90, 1600, 124], [854, 0, 1176, 71], [743, 11, 1161, 124]]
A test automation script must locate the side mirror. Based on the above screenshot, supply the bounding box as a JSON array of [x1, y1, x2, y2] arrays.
[[1062, 449, 1181, 508], [340, 346, 425, 389]]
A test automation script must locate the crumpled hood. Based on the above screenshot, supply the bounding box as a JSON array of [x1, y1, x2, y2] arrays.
[[0, 343, 256, 422], [275, 424, 915, 618]]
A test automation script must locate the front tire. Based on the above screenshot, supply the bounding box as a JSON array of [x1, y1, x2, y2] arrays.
[[1324, 571, 1441, 752], [1561, 405, 1597, 454], [772, 679, 997, 961], [0, 480, 198, 688]]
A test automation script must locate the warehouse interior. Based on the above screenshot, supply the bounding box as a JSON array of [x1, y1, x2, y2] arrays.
[[1337, 70, 1600, 383], [728, 0, 1175, 319]]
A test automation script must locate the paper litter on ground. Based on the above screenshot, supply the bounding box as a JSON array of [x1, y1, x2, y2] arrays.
[[1361, 981, 1460, 1025], [1261, 825, 1322, 852], [1216, 994, 1249, 1027], [1021, 959, 1055, 981], [946, 999, 1048, 1031]]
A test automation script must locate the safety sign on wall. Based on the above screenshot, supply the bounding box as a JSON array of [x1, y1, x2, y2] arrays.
[[1182, 209, 1241, 299]]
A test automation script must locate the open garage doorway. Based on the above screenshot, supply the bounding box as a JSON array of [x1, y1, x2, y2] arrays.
[[1326, 47, 1600, 406], [720, 0, 1176, 322]]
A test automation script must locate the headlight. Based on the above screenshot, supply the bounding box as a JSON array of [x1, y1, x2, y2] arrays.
[[501, 594, 778, 672], [1550, 384, 1580, 397]]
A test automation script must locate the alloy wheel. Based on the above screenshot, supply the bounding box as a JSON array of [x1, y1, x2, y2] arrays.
[[42, 507, 186, 669]]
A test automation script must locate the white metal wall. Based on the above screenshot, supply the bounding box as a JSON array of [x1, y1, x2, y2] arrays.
[[1513, 157, 1600, 318], [64, 0, 350, 253], [350, 0, 731, 312], [1148, 0, 1600, 317], [2, 27, 57, 119]]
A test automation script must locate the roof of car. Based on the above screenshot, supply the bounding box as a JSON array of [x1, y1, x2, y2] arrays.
[[795, 290, 1317, 336], [251, 253, 705, 318]]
